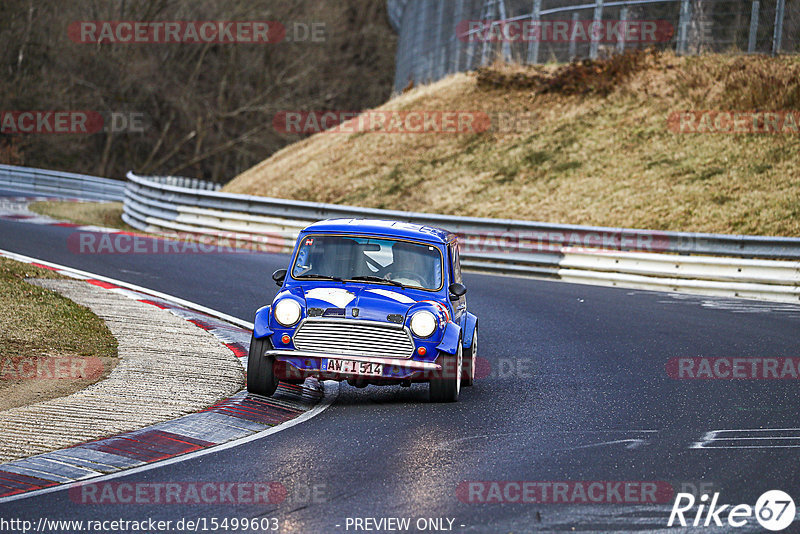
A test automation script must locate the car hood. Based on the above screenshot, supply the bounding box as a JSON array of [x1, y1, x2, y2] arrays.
[[300, 283, 425, 322]]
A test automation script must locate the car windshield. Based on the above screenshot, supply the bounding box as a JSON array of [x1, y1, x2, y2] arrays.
[[291, 235, 443, 290]]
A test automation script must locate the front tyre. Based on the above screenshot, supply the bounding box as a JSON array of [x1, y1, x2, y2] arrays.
[[247, 334, 278, 397], [430, 340, 462, 403], [462, 325, 477, 387]]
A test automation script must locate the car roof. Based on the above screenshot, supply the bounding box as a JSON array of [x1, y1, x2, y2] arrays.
[[300, 219, 455, 244]]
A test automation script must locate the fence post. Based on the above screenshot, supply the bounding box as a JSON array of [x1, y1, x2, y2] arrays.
[[748, 1, 759, 53], [617, 6, 629, 54], [453, 0, 465, 73], [568, 12, 580, 60], [677, 0, 692, 54], [426, 0, 435, 81], [414, 0, 427, 82], [468, 3, 481, 69], [526, 0, 542, 64], [497, 0, 512, 62], [590, 0, 605, 60], [772, 0, 785, 55], [480, 0, 496, 66], [434, 0, 445, 80]]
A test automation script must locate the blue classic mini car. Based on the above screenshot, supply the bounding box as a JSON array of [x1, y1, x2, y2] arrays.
[[247, 219, 478, 402]]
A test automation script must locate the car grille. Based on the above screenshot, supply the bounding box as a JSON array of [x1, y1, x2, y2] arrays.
[[293, 319, 414, 359]]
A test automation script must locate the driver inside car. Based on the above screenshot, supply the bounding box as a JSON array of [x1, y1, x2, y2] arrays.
[[386, 242, 437, 288]]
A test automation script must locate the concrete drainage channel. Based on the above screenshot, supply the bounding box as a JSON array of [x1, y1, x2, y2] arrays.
[[0, 249, 336, 503]]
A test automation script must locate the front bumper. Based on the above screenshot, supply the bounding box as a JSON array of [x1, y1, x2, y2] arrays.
[[267, 350, 441, 372]]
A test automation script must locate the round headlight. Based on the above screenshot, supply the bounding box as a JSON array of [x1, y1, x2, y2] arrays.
[[274, 299, 301, 327], [410, 310, 437, 338]]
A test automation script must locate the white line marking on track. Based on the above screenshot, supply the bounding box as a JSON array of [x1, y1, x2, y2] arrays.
[[434, 430, 658, 451], [561, 439, 650, 451], [691, 428, 800, 449]]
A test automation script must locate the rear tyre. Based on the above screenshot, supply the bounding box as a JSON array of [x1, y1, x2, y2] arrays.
[[430, 340, 462, 403], [247, 334, 278, 397], [462, 325, 477, 387]]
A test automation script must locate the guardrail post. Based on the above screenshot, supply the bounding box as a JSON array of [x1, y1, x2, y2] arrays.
[[748, 1, 760, 53], [526, 0, 542, 64], [568, 12, 580, 60], [772, 0, 785, 55], [617, 6, 629, 54], [590, 0, 604, 60], [677, 0, 692, 54]]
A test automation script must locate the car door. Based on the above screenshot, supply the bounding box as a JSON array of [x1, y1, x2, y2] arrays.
[[448, 241, 466, 323]]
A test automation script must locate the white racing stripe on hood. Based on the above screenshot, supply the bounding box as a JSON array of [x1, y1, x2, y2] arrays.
[[304, 287, 356, 308], [366, 288, 418, 304]]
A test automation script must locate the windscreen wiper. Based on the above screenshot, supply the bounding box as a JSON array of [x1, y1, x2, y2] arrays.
[[350, 275, 406, 288], [296, 274, 346, 283]]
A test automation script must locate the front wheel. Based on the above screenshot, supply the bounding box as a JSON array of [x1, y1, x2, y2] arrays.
[[247, 334, 278, 397], [430, 341, 462, 403], [462, 325, 477, 387]]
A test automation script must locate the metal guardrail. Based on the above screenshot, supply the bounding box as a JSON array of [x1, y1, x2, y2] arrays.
[[3, 164, 793, 302], [0, 165, 221, 201], [143, 175, 222, 191], [0, 164, 126, 201], [123, 172, 800, 303]]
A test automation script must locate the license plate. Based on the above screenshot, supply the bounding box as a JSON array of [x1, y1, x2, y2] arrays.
[[322, 359, 383, 377]]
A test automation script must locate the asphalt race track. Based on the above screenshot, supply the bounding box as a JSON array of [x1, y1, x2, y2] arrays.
[[1, 188, 800, 533]]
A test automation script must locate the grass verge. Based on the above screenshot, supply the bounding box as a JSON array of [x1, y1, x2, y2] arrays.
[[0, 258, 118, 411], [28, 200, 136, 230]]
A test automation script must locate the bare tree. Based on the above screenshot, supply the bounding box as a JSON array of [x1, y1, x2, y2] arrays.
[[0, 0, 397, 182]]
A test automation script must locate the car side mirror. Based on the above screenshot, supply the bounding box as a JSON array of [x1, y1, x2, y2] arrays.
[[448, 282, 467, 301], [272, 269, 287, 286]]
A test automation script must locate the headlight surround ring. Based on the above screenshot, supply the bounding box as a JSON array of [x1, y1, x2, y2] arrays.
[[410, 310, 438, 338], [274, 299, 302, 327]]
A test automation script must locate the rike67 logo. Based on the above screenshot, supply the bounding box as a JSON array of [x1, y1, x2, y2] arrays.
[[668, 490, 796, 531]]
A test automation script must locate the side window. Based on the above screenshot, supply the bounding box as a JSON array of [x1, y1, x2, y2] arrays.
[[450, 242, 463, 285]]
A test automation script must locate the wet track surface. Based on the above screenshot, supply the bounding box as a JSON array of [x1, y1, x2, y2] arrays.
[[1, 189, 799, 532]]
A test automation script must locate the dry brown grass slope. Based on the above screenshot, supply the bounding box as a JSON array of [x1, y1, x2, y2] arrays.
[[226, 51, 800, 236]]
